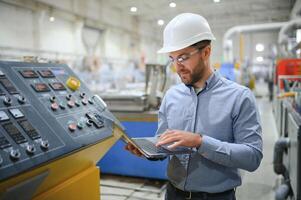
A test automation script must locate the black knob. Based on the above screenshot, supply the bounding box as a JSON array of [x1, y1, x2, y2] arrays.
[[26, 144, 36, 155], [88, 98, 94, 104], [49, 96, 56, 103], [10, 149, 21, 160], [82, 99, 88, 105], [59, 102, 66, 109], [66, 94, 72, 100], [17, 95, 26, 104], [40, 140, 49, 150], [86, 119, 93, 126], [3, 96, 12, 106], [80, 93, 86, 98], [75, 100, 81, 107]]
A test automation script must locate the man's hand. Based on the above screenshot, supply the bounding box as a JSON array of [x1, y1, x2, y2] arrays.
[[156, 129, 202, 149], [124, 143, 144, 157]]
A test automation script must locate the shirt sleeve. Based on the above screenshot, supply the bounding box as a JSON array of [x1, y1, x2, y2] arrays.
[[198, 89, 263, 172], [156, 95, 168, 137]]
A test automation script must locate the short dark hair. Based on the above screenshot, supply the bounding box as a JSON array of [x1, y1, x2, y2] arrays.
[[191, 40, 211, 48]]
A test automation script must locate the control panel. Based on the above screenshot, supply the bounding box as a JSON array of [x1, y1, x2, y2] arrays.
[[0, 61, 121, 181]]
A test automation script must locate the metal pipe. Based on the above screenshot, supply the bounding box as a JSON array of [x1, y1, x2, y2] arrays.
[[273, 138, 290, 177], [275, 183, 291, 200], [278, 18, 301, 57], [223, 22, 288, 62], [278, 18, 301, 44]]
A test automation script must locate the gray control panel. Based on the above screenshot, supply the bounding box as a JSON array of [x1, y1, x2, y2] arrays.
[[0, 61, 121, 181]]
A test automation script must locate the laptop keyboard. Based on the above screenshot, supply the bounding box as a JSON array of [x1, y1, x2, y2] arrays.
[[134, 139, 171, 153]]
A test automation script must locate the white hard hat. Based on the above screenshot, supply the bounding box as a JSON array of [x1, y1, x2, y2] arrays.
[[157, 13, 216, 53]]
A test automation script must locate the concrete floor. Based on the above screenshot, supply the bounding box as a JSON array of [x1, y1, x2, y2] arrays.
[[100, 81, 279, 200]]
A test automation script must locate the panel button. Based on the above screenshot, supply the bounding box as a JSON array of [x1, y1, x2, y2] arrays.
[[68, 123, 77, 132], [31, 83, 50, 92], [51, 102, 59, 111], [19, 70, 39, 78], [0, 78, 18, 94], [38, 70, 55, 78], [75, 100, 81, 107], [77, 121, 84, 129], [82, 98, 88, 105], [2, 123, 27, 144], [0, 136, 11, 149], [66, 77, 80, 91], [0, 111, 9, 122], [67, 100, 75, 108], [18, 120, 40, 140], [9, 109, 24, 119], [59, 102, 66, 110], [49, 82, 66, 91]]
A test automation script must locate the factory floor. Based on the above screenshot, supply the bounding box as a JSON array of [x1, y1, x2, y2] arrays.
[[100, 81, 279, 200]]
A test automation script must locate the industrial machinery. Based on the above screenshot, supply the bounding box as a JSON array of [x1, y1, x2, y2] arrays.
[[0, 61, 123, 200], [274, 99, 301, 200], [273, 59, 301, 200], [97, 63, 169, 179], [273, 59, 301, 134], [100, 64, 167, 112]]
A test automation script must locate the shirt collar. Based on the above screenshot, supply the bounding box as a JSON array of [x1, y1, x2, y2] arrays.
[[185, 70, 221, 94]]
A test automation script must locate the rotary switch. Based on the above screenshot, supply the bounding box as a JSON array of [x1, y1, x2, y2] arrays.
[[10, 149, 21, 160], [3, 96, 12, 106], [40, 140, 49, 150], [17, 95, 26, 104], [26, 144, 36, 155]]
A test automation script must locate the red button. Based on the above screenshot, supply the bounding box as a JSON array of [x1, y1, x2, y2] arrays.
[[68, 123, 77, 131], [51, 102, 59, 111], [67, 100, 75, 108]]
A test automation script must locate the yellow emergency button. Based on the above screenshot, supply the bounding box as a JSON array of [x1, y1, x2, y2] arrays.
[[66, 76, 81, 91]]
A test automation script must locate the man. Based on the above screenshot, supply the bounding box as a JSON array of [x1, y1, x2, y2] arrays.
[[125, 13, 262, 200]]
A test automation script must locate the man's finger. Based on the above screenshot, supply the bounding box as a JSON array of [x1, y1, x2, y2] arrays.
[[167, 141, 181, 149], [156, 136, 180, 146]]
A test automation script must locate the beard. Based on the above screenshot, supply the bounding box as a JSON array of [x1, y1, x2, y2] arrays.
[[178, 59, 205, 86]]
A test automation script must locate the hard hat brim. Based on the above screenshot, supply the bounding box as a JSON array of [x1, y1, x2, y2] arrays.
[[157, 35, 216, 54]]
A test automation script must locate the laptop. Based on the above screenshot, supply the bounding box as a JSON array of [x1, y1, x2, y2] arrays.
[[121, 134, 194, 159]]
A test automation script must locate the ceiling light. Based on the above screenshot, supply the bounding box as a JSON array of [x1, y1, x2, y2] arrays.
[[157, 19, 164, 26], [256, 56, 264, 62], [130, 7, 137, 12], [169, 2, 176, 8], [213, 0, 220, 3], [49, 16, 55, 22], [255, 43, 264, 52]]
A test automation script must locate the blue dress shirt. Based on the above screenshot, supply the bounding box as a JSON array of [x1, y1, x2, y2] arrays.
[[156, 71, 263, 193]]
